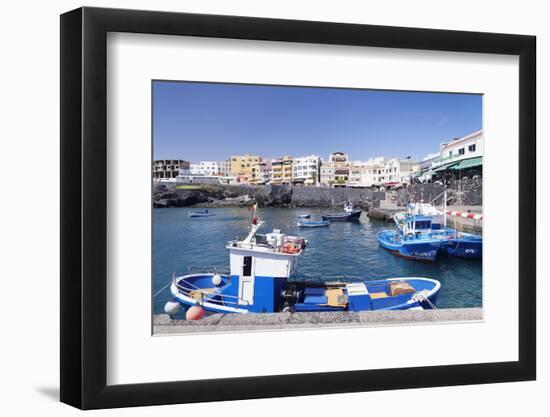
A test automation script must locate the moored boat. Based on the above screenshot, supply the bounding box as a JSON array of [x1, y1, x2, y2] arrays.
[[445, 233, 482, 258], [322, 202, 362, 222], [189, 209, 215, 218], [297, 219, 330, 228], [402, 193, 482, 259], [297, 213, 311, 219]]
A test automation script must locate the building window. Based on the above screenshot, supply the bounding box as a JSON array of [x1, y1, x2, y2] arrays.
[[458, 148, 465, 156], [468, 144, 476, 152]]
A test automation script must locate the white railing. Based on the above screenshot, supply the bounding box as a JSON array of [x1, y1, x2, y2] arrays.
[[172, 272, 248, 307]]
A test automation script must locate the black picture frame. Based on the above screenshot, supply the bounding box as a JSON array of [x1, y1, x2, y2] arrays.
[[60, 6, 536, 410]]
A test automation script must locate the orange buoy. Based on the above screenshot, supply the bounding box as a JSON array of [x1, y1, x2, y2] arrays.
[[186, 305, 205, 321]]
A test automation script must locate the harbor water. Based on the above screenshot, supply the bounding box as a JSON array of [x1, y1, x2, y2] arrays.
[[153, 207, 482, 314]]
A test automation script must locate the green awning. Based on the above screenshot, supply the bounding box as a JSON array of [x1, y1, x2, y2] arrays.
[[451, 157, 483, 170], [433, 162, 459, 172]]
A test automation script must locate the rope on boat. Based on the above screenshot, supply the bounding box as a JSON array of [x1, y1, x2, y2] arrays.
[[153, 280, 173, 298], [411, 290, 437, 309]]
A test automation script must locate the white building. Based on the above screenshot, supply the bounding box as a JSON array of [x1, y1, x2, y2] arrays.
[[410, 130, 483, 182], [437, 130, 483, 166], [346, 157, 416, 187], [190, 161, 219, 175], [219, 159, 231, 177], [176, 170, 222, 185], [346, 158, 386, 187], [292, 155, 321, 185], [382, 158, 417, 184], [320, 152, 349, 186]]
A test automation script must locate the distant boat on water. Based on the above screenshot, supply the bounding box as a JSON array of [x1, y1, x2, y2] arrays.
[[297, 213, 311, 219], [297, 219, 330, 228], [189, 209, 215, 218], [322, 202, 362, 222]]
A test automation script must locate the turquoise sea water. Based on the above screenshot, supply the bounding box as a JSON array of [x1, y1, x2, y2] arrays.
[[153, 207, 482, 314]]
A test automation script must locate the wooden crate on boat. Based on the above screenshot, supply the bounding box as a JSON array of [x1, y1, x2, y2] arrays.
[[389, 281, 415, 296]]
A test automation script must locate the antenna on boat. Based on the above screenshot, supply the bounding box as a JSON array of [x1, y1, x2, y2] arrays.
[[443, 190, 447, 230]]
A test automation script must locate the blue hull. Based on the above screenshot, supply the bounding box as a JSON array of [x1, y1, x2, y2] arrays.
[[377, 231, 442, 262], [445, 237, 482, 258], [170, 274, 441, 314], [297, 220, 330, 227], [321, 209, 362, 222]]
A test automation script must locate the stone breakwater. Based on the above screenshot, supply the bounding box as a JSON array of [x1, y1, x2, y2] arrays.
[[153, 184, 383, 209], [153, 308, 483, 334]]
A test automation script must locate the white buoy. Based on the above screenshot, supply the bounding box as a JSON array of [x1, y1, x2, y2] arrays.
[[212, 273, 222, 286], [164, 301, 181, 316]]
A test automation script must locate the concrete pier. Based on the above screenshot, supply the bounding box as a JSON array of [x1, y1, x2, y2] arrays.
[[153, 308, 482, 334]]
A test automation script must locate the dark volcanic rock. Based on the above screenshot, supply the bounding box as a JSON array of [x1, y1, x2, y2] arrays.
[[154, 184, 376, 209]]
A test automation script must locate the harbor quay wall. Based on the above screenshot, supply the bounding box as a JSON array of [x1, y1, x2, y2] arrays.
[[153, 308, 483, 334], [153, 178, 481, 210], [153, 183, 385, 209]]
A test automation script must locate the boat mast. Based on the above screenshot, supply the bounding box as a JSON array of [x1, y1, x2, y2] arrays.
[[443, 190, 447, 230], [243, 202, 262, 244]]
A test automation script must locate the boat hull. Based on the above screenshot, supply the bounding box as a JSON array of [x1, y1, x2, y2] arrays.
[[377, 230, 442, 261], [297, 220, 330, 228], [321, 209, 362, 222], [170, 274, 441, 315], [445, 236, 482, 258]]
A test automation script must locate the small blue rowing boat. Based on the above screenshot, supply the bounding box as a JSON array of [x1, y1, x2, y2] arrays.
[[297, 219, 330, 228], [189, 209, 215, 218]]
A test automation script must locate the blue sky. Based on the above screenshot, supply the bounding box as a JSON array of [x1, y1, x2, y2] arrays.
[[153, 81, 482, 162]]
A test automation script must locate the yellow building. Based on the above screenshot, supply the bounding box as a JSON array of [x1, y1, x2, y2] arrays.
[[230, 154, 262, 181], [271, 156, 293, 184]]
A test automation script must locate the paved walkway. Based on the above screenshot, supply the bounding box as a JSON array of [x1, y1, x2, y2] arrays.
[[153, 308, 482, 334]]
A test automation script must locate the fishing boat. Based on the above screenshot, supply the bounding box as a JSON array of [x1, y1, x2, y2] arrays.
[[377, 229, 444, 262], [189, 209, 215, 218], [167, 207, 441, 316], [403, 192, 482, 259], [321, 202, 362, 222], [297, 213, 311, 219], [297, 219, 330, 228]]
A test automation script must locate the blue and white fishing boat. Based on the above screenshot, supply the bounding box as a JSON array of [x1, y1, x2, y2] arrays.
[[297, 219, 330, 228], [189, 209, 215, 218], [377, 229, 444, 262], [322, 202, 362, 222], [403, 193, 482, 259], [167, 208, 441, 315]]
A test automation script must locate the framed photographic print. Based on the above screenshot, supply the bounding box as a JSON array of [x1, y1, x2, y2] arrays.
[[60, 6, 536, 410]]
